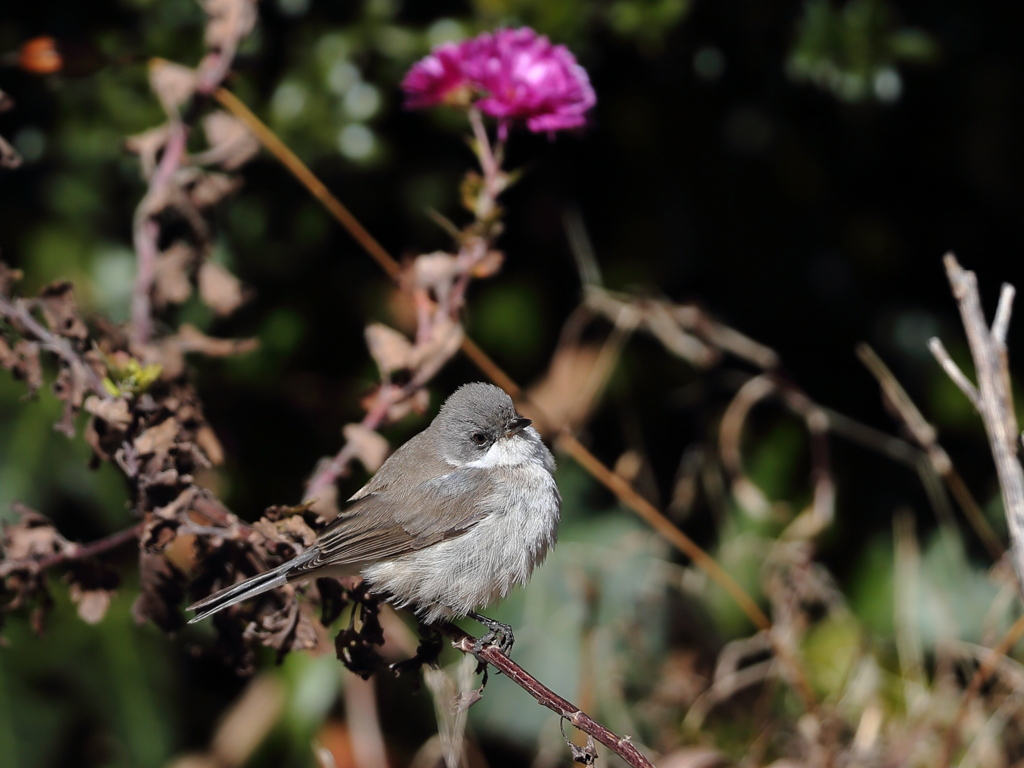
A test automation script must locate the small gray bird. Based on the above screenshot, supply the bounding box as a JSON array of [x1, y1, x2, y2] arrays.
[[188, 382, 560, 652]]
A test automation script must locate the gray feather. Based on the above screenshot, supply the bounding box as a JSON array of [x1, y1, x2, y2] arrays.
[[187, 549, 316, 623], [295, 468, 494, 572]]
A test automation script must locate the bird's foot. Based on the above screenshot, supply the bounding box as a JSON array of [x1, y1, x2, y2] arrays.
[[467, 611, 514, 656]]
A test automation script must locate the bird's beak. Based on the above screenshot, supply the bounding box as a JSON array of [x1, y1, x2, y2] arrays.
[[504, 417, 532, 438]]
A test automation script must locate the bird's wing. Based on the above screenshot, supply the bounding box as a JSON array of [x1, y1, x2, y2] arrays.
[[296, 468, 495, 571]]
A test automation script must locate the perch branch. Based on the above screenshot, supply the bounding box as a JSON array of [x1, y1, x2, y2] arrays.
[[438, 623, 656, 768], [932, 254, 1024, 590]]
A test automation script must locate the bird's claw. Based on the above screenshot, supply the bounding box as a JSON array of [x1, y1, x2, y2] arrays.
[[473, 624, 514, 656], [467, 611, 515, 656]]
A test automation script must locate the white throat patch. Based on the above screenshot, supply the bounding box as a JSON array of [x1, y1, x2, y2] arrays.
[[462, 435, 535, 469]]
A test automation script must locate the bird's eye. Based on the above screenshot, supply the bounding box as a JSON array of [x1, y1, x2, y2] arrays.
[[471, 432, 487, 446]]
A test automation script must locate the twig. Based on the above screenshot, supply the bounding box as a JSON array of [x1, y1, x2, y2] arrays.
[[131, 130, 185, 346], [857, 343, 1004, 561], [0, 522, 143, 578], [437, 624, 656, 768], [927, 338, 981, 410], [992, 284, 1015, 345], [305, 384, 398, 502], [0, 294, 109, 398], [933, 254, 1024, 590], [940, 612, 1024, 766], [214, 87, 401, 281]]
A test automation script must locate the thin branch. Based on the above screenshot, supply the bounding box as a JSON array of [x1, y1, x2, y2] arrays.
[[928, 337, 981, 410], [0, 522, 143, 578], [132, 145, 183, 345], [857, 343, 1004, 562], [936, 254, 1024, 591], [214, 87, 401, 280], [305, 384, 398, 503], [0, 294, 110, 398], [992, 283, 1015, 345], [438, 624, 656, 768]]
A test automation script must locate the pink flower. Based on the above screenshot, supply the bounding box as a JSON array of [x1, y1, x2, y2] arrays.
[[402, 28, 596, 136], [401, 42, 469, 109], [466, 29, 596, 135]]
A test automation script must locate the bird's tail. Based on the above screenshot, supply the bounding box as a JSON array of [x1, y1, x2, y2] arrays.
[[187, 549, 317, 624]]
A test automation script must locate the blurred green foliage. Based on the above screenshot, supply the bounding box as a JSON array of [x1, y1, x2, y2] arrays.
[[787, 0, 937, 102]]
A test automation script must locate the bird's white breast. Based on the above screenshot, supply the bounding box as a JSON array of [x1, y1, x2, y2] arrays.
[[361, 442, 560, 624]]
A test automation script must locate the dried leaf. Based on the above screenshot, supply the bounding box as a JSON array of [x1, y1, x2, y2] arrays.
[[334, 591, 384, 679], [84, 395, 132, 428], [149, 60, 197, 116], [198, 261, 248, 316], [202, 0, 258, 51], [150, 325, 257, 378], [202, 111, 260, 170], [389, 630, 443, 678], [282, 515, 318, 548], [407, 317, 464, 383], [317, 578, 348, 626], [134, 417, 179, 457], [132, 551, 186, 631], [411, 251, 459, 302], [383, 387, 430, 423], [455, 686, 485, 712], [187, 171, 243, 209], [0, 339, 43, 397], [1, 511, 64, 563], [263, 602, 320, 659], [471, 250, 505, 278], [68, 583, 112, 625], [152, 242, 196, 308], [38, 281, 88, 339], [560, 719, 598, 766], [52, 364, 87, 437], [195, 425, 225, 466], [524, 344, 602, 434], [342, 424, 390, 474], [125, 124, 171, 180], [174, 324, 259, 357], [0, 89, 13, 112], [365, 323, 413, 376], [0, 135, 22, 170]]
